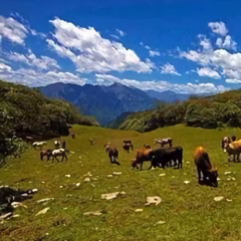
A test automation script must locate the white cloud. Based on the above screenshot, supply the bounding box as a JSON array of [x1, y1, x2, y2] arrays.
[[95, 74, 229, 94], [0, 66, 85, 87], [225, 78, 241, 84], [0, 63, 11, 72], [216, 38, 223, 48], [0, 15, 28, 45], [160, 63, 181, 76], [47, 18, 152, 73], [197, 67, 221, 79], [222, 35, 237, 50], [149, 50, 160, 57], [116, 29, 126, 37], [198, 35, 213, 50], [7, 51, 60, 70], [208, 22, 228, 36]]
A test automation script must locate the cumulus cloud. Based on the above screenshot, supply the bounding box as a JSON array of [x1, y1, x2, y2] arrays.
[[0, 66, 85, 87], [197, 67, 221, 79], [7, 51, 60, 70], [47, 18, 152, 73], [160, 63, 181, 76], [0, 15, 28, 45], [208, 22, 228, 36], [198, 35, 213, 51], [0, 63, 12, 72], [95, 74, 228, 94]]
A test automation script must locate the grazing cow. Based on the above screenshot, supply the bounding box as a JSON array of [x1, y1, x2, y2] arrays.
[[151, 146, 183, 169], [131, 147, 153, 170], [40, 149, 52, 161], [223, 140, 241, 162], [54, 140, 61, 149], [194, 147, 218, 187], [123, 140, 133, 153], [104, 143, 120, 166], [61, 140, 66, 149], [50, 148, 68, 162], [32, 141, 47, 150], [154, 138, 172, 148]]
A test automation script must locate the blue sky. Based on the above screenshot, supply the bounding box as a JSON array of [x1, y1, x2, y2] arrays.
[[0, 0, 241, 94]]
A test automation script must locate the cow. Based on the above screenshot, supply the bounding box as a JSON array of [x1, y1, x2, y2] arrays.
[[50, 148, 68, 162], [40, 149, 52, 161], [123, 140, 133, 153], [104, 143, 120, 166], [54, 140, 61, 149], [221, 136, 236, 150], [223, 140, 241, 162], [194, 147, 218, 187], [32, 141, 47, 150], [150, 146, 183, 169], [143, 144, 151, 149], [131, 147, 153, 170], [154, 138, 172, 148], [61, 140, 66, 149]]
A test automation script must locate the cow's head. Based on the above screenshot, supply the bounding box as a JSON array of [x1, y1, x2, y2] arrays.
[[208, 166, 218, 187], [131, 159, 139, 169]]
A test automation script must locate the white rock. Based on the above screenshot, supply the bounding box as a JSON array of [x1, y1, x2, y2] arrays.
[[214, 196, 224, 202], [37, 198, 54, 204], [76, 183, 81, 187], [184, 181, 190, 184], [156, 221, 166, 225], [135, 209, 143, 212], [65, 175, 71, 178], [159, 173, 165, 177], [145, 196, 162, 206], [35, 207, 50, 216], [84, 177, 91, 182], [225, 172, 231, 175]]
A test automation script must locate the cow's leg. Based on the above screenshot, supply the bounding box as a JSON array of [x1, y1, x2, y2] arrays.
[[237, 153, 240, 162], [197, 167, 201, 182], [140, 162, 143, 171]]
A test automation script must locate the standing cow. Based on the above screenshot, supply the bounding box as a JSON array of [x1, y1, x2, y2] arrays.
[[104, 143, 120, 166], [123, 140, 133, 153]]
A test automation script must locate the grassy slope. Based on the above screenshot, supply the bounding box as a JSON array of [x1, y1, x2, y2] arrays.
[[1, 125, 241, 240]]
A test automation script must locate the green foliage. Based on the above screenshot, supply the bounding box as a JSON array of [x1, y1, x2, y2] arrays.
[[111, 88, 241, 132], [0, 80, 99, 138]]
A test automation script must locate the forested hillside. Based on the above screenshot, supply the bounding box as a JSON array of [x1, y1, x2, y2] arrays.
[[0, 80, 99, 139], [109, 89, 241, 132]]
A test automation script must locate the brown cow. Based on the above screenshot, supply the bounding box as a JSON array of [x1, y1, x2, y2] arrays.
[[123, 140, 133, 153], [40, 149, 52, 161], [131, 147, 153, 170], [194, 147, 218, 187], [104, 143, 120, 166], [224, 140, 241, 162]]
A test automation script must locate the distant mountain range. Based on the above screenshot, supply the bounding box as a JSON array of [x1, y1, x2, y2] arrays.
[[39, 82, 211, 126], [39, 82, 161, 126], [145, 90, 191, 102]]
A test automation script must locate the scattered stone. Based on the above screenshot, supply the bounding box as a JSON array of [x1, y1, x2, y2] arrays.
[[186, 162, 190, 164], [37, 198, 54, 204], [101, 192, 126, 200], [217, 177, 221, 181], [214, 196, 224, 202], [92, 178, 98, 181], [42, 181, 45, 184], [84, 177, 91, 182], [184, 181, 190, 184], [227, 199, 232, 202], [65, 175, 71, 178], [13, 214, 20, 218], [107, 175, 113, 178], [113, 172, 122, 175], [135, 209, 143, 212], [225, 172, 231, 175], [84, 172, 92, 177], [76, 183, 81, 187], [159, 173, 166, 177], [156, 221, 166, 225], [227, 178, 231, 181], [231, 177, 236, 181], [60, 186, 63, 188], [84, 211, 102, 216], [145, 196, 162, 206], [35, 207, 50, 216]]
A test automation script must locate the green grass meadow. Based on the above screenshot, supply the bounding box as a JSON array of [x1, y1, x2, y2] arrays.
[[1, 124, 241, 241]]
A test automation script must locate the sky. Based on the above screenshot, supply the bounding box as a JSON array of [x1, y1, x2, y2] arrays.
[[1, 0, 241, 94]]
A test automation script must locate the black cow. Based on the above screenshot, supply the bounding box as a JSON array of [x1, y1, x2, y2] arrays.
[[150, 146, 183, 169]]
